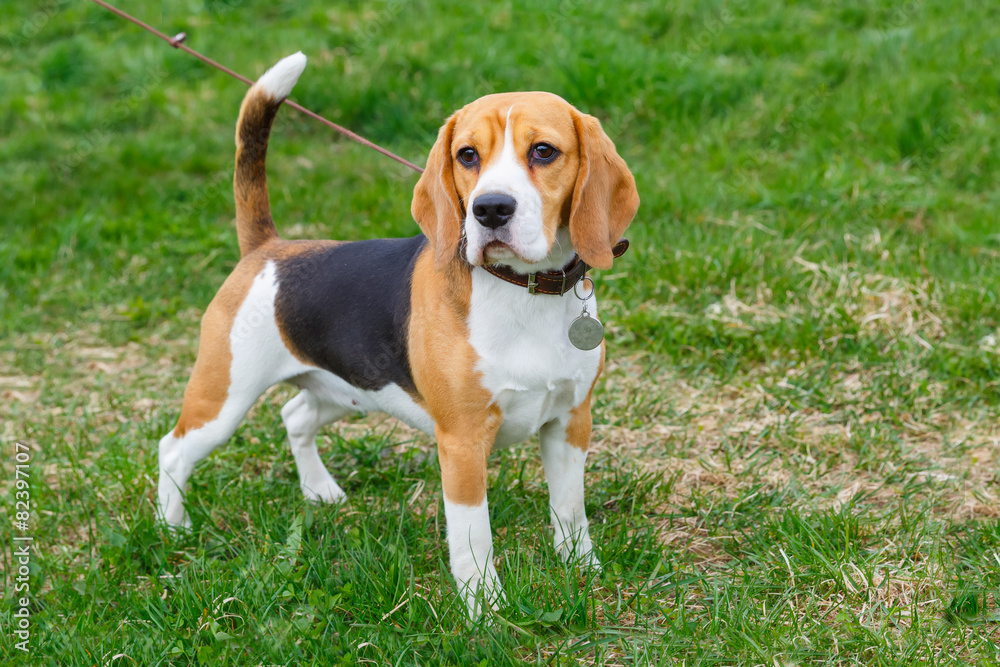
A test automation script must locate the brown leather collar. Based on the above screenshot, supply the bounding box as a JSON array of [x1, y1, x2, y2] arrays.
[[459, 237, 629, 295]]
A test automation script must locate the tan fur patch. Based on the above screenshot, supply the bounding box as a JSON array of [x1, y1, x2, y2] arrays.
[[568, 112, 640, 269], [407, 245, 500, 505], [173, 251, 265, 437], [566, 342, 605, 452], [234, 88, 281, 257], [411, 115, 462, 271], [435, 405, 503, 506]]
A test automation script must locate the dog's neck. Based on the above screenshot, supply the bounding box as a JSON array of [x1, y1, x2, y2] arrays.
[[456, 236, 628, 296]]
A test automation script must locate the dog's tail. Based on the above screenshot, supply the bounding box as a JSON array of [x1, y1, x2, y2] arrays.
[[233, 52, 307, 257]]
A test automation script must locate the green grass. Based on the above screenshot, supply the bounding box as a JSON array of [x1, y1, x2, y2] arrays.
[[3, 0, 1000, 664]]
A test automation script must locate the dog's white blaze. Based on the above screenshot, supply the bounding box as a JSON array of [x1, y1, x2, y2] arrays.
[[464, 106, 552, 267], [256, 52, 307, 100], [467, 268, 602, 448], [444, 497, 504, 618]]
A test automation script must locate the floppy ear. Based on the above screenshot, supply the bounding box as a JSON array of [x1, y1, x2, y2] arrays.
[[569, 112, 640, 270], [412, 114, 462, 271]]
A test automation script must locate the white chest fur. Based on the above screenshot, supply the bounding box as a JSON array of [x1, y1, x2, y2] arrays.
[[467, 267, 602, 448]]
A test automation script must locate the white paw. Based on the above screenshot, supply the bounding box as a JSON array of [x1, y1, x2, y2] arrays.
[[459, 574, 506, 621], [556, 540, 601, 571], [577, 550, 603, 573], [170, 514, 194, 532], [157, 505, 193, 532], [156, 491, 192, 531], [300, 474, 347, 504]]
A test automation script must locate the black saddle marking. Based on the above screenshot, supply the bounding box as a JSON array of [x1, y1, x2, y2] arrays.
[[274, 234, 428, 393]]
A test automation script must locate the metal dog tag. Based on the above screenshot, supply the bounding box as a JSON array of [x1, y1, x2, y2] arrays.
[[568, 308, 604, 350]]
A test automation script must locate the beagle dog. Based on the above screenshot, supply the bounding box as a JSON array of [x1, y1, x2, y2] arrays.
[[156, 52, 639, 617]]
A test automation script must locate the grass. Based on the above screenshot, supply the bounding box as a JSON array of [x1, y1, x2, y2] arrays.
[[2, 0, 1000, 664]]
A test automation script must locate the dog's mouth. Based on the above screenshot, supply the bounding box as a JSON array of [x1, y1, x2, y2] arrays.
[[482, 240, 514, 261], [467, 230, 549, 268]]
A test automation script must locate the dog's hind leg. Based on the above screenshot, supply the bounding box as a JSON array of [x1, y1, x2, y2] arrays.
[[157, 386, 269, 529], [157, 260, 293, 529], [156, 343, 272, 530], [280, 390, 351, 504]]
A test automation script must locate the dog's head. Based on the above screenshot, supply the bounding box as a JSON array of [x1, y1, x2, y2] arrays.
[[412, 92, 639, 272]]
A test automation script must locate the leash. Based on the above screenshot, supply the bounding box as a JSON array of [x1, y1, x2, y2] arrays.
[[88, 0, 424, 174]]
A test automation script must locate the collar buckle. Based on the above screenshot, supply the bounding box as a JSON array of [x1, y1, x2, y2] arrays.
[[527, 273, 538, 295]]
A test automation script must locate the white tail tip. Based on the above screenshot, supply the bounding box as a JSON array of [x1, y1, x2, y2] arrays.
[[256, 51, 307, 100]]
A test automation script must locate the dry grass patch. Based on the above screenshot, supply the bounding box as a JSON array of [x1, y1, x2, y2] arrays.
[[595, 356, 1000, 537]]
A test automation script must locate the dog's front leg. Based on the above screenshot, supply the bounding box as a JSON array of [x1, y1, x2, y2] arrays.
[[539, 395, 601, 570], [436, 408, 504, 619]]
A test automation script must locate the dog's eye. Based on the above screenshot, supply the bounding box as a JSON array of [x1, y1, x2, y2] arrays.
[[457, 147, 479, 166], [531, 143, 558, 163]]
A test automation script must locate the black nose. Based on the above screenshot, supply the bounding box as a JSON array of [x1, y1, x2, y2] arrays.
[[473, 193, 517, 229]]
